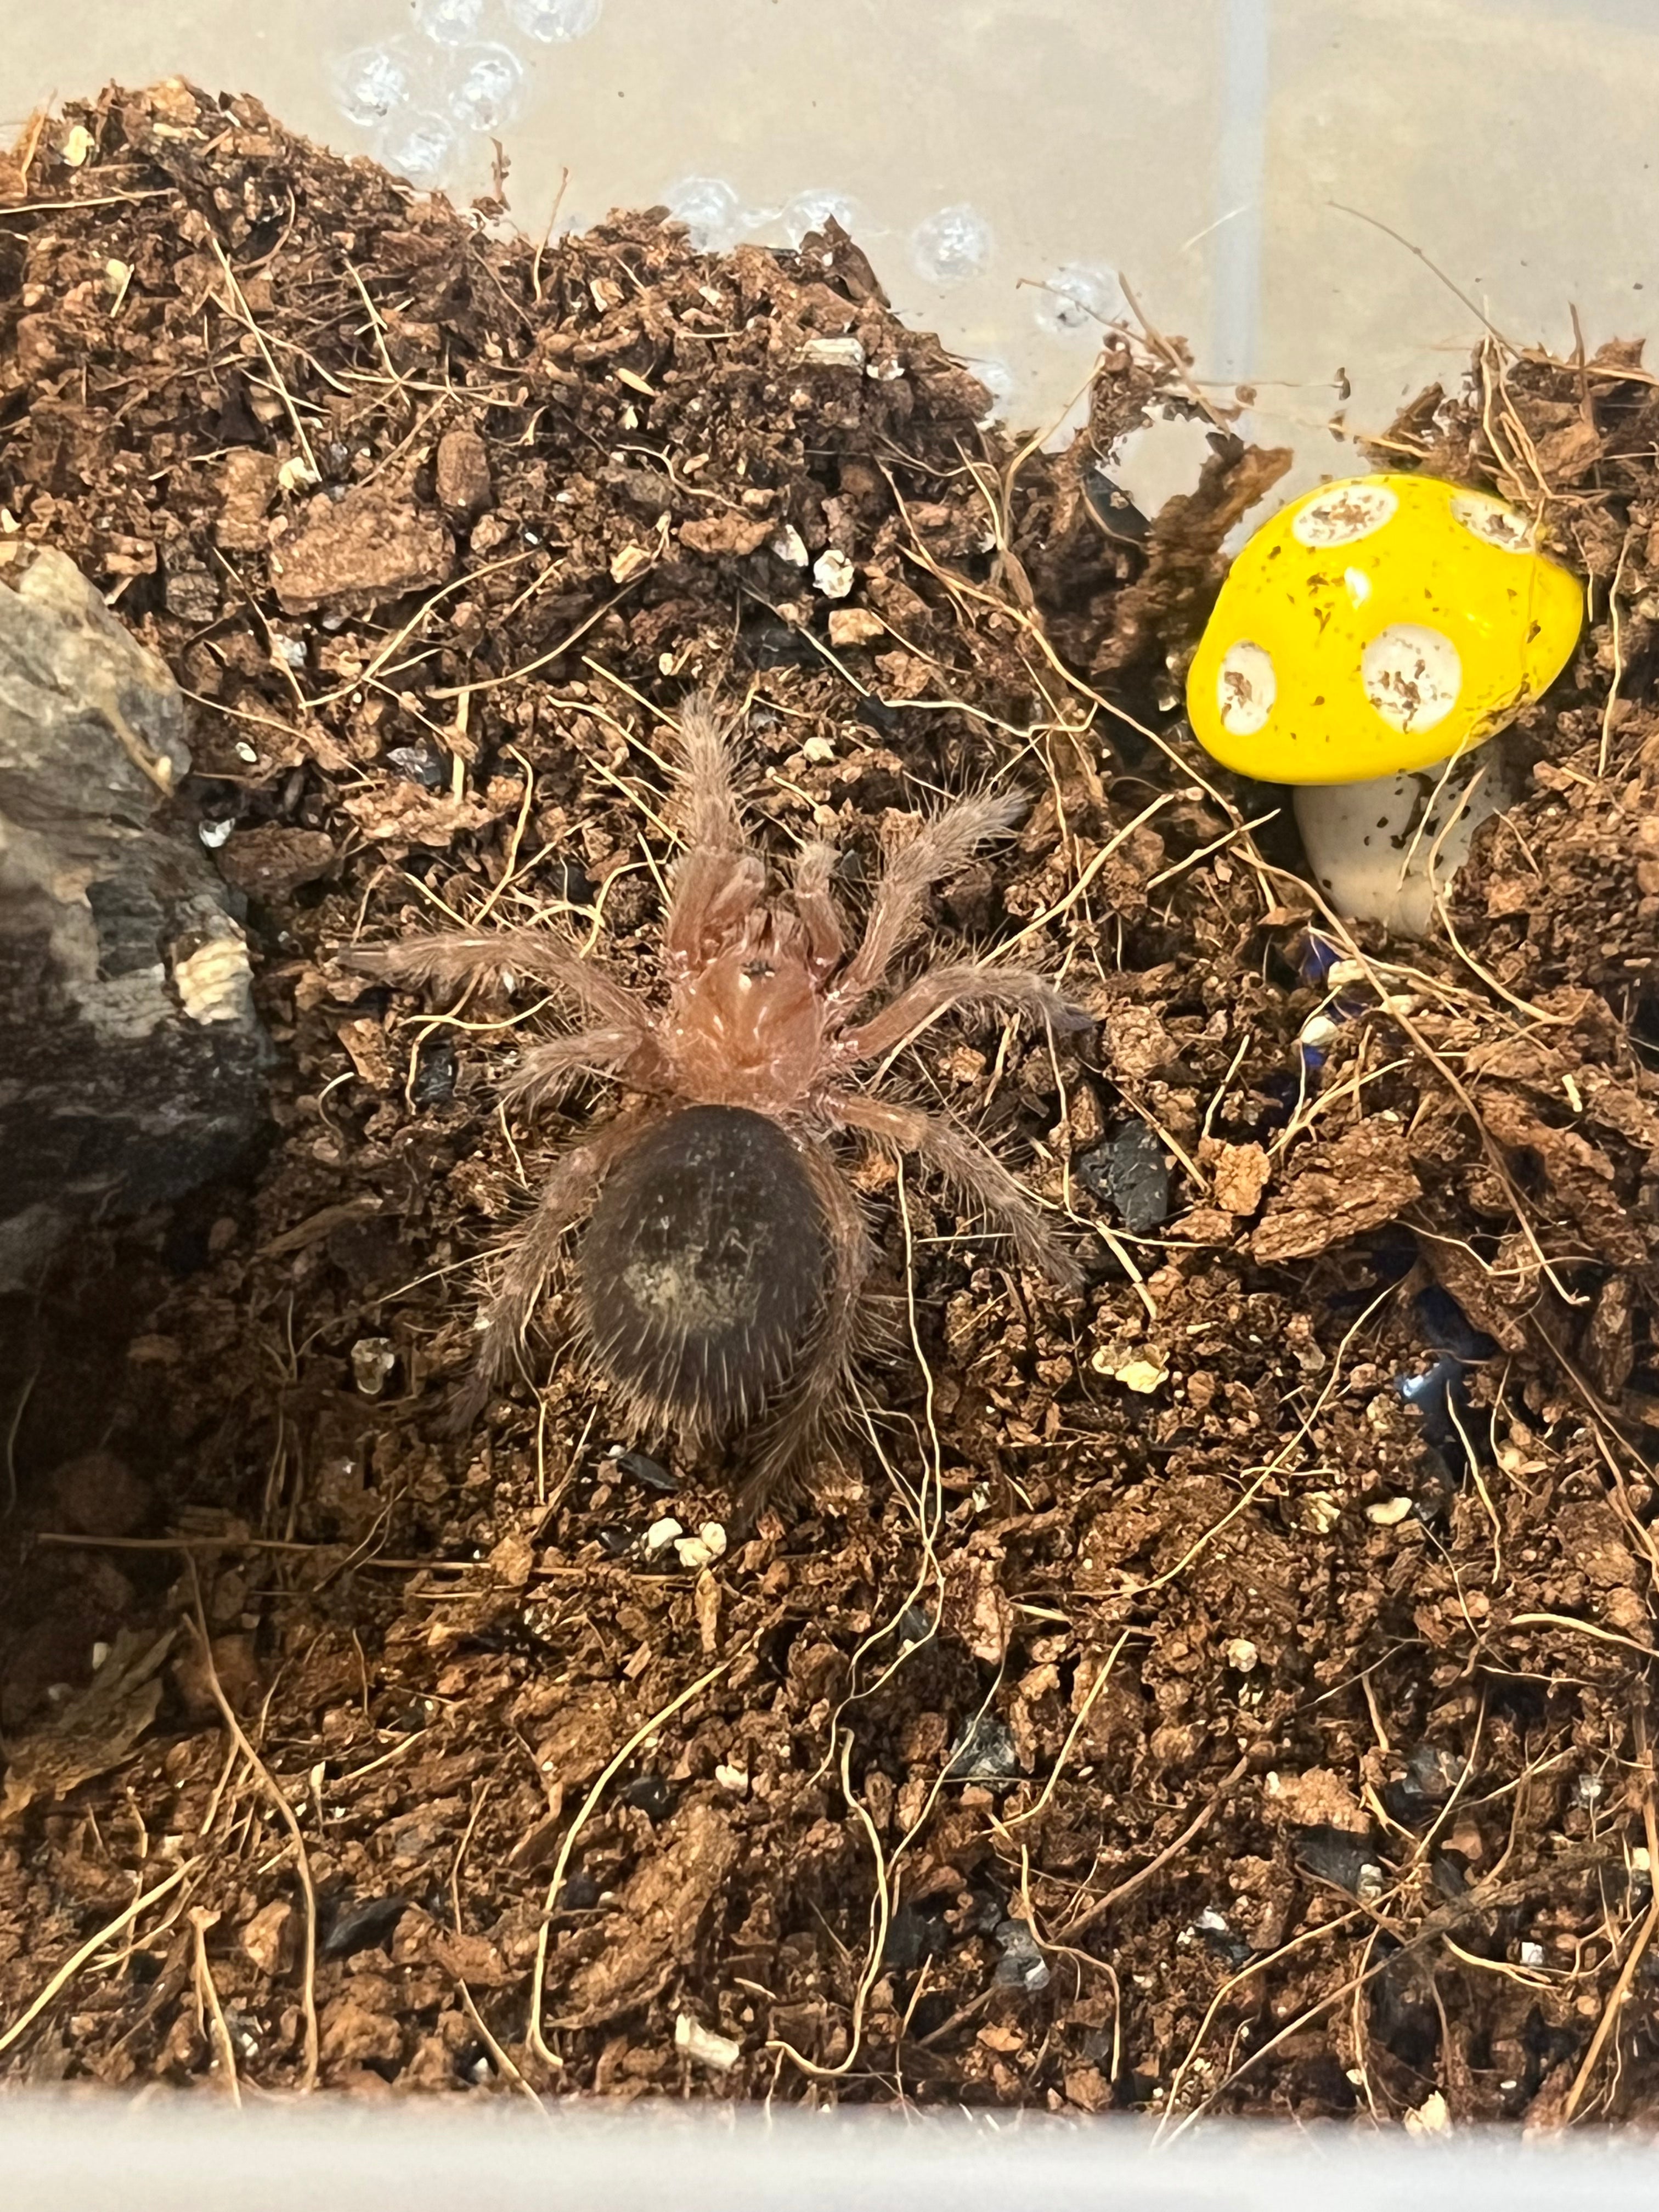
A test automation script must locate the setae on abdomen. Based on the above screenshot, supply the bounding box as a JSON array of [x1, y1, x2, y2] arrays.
[[579, 1104, 827, 1441]]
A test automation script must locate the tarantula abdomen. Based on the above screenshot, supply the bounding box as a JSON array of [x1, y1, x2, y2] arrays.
[[581, 1104, 828, 1443]]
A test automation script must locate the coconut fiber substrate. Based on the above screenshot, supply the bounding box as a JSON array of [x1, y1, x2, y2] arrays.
[[1, 83, 1658, 2123]]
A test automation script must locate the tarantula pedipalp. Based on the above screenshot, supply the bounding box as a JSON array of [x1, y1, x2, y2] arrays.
[[353, 695, 1090, 1501]]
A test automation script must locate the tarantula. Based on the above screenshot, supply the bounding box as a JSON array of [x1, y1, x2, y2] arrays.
[[353, 695, 1089, 1503]]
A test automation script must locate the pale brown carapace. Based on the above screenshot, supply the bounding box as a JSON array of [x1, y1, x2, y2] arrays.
[[352, 694, 1087, 1504]]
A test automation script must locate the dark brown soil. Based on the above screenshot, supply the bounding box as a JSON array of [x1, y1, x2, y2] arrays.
[[2, 84, 1658, 2124]]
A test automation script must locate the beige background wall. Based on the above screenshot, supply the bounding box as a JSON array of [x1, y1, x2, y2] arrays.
[[4, 1, 1656, 505]]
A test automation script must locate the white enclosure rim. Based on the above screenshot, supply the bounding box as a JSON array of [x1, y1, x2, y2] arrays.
[[5, 2098, 1659, 2211]]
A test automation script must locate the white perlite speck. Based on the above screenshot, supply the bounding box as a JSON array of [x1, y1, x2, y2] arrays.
[[812, 548, 855, 599], [675, 2012, 742, 2070]]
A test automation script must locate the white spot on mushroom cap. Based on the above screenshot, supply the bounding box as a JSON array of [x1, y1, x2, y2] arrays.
[[1450, 491, 1534, 552], [1216, 640, 1276, 737], [1291, 482, 1398, 549], [1344, 566, 1372, 607], [1361, 623, 1462, 733]]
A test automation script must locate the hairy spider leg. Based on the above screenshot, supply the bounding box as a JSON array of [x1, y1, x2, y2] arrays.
[[457, 1110, 652, 1424], [830, 1088, 1082, 1291], [840, 961, 1087, 1065], [346, 925, 647, 1032], [791, 840, 847, 977], [833, 789, 1027, 1011], [499, 1026, 667, 1113], [662, 695, 766, 970]]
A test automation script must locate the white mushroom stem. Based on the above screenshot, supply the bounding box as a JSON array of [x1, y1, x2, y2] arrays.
[[1293, 738, 1520, 938]]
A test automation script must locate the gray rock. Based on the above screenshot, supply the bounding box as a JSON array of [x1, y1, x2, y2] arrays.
[[1079, 1121, 1171, 1234], [0, 543, 268, 1285]]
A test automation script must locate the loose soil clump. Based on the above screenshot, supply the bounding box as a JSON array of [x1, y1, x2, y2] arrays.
[[1, 85, 1657, 2122]]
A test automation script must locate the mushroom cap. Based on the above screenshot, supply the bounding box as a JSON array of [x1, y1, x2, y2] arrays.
[[1186, 473, 1583, 785]]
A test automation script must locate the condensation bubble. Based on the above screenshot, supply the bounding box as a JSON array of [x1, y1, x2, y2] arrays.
[[377, 111, 459, 191], [330, 42, 420, 128], [967, 358, 1017, 425], [506, 0, 602, 40], [415, 0, 488, 44], [1041, 385, 1092, 454], [910, 204, 992, 287], [1034, 262, 1125, 337], [781, 189, 861, 247], [447, 44, 526, 132], [664, 176, 747, 252]]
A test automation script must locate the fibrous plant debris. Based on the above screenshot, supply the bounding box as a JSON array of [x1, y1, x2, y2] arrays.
[[1, 83, 1657, 2125]]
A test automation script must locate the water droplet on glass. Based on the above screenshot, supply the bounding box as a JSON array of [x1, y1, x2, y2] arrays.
[[329, 42, 420, 128], [506, 0, 602, 40], [415, 0, 487, 44], [781, 188, 860, 247], [967, 357, 1016, 424], [447, 44, 526, 132], [1034, 262, 1124, 337], [664, 176, 746, 252], [910, 203, 992, 286], [377, 112, 458, 191]]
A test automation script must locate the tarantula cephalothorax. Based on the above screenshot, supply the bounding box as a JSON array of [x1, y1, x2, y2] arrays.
[[353, 695, 1090, 1503]]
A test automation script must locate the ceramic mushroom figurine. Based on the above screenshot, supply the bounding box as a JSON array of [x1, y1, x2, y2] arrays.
[[1186, 473, 1583, 934]]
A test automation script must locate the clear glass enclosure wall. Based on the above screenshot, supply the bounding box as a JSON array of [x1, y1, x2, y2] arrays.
[[7, 0, 1657, 506]]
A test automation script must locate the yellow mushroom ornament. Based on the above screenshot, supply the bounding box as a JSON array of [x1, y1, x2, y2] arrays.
[[1186, 473, 1583, 931]]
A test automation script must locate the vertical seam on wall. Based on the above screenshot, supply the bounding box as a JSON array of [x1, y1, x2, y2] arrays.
[[1214, 0, 1272, 386]]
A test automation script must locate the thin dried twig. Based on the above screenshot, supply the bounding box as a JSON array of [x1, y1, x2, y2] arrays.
[[526, 1658, 729, 2069], [183, 1584, 319, 2091], [1061, 1755, 1250, 1940], [190, 1908, 242, 2104], [1556, 1708, 1656, 2123], [0, 1863, 191, 2058]]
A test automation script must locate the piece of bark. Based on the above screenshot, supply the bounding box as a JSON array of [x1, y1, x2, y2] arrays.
[[268, 481, 453, 615], [1251, 1123, 1422, 1266], [434, 428, 493, 521]]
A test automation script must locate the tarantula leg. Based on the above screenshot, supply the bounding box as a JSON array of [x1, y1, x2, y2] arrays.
[[498, 1026, 663, 1113], [738, 1137, 874, 1511], [792, 840, 847, 976], [345, 926, 646, 1031], [662, 693, 765, 967], [830, 1089, 1082, 1291], [453, 1114, 644, 1426], [671, 692, 745, 852], [841, 961, 1090, 1064], [833, 788, 1026, 1010]]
